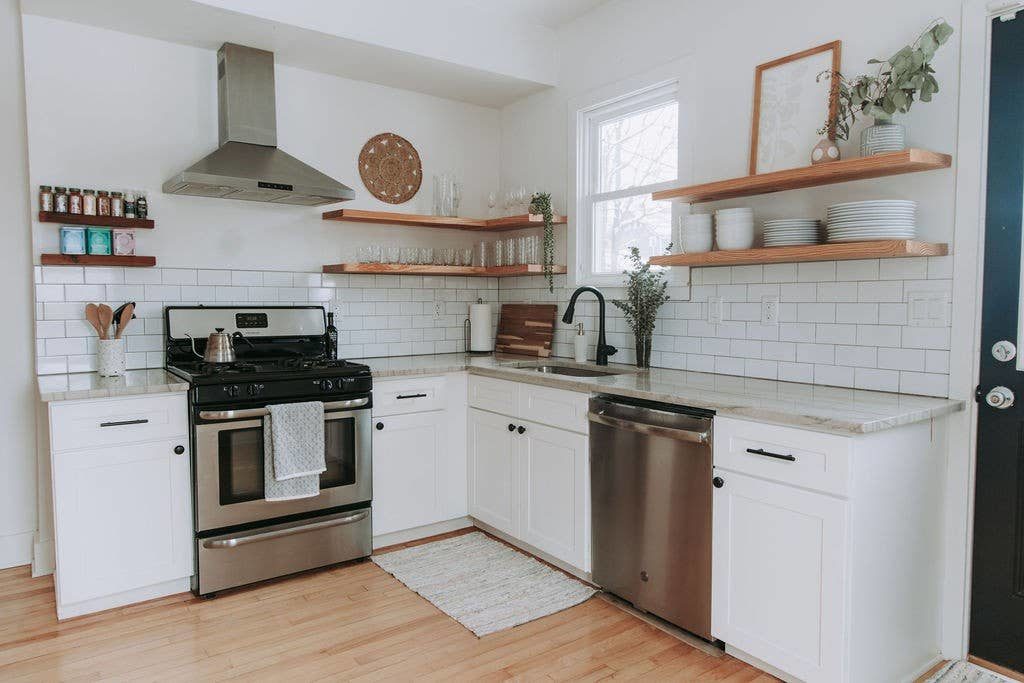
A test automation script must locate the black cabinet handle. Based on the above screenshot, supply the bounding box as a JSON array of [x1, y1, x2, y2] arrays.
[[174, 445, 185, 455], [713, 476, 724, 488], [508, 423, 516, 432], [99, 419, 149, 428], [746, 447, 796, 462], [375, 422, 384, 431], [396, 393, 428, 400], [517, 426, 526, 434]]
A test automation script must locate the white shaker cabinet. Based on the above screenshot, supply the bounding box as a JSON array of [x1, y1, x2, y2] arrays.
[[48, 393, 193, 619], [371, 374, 469, 544], [711, 415, 945, 683], [467, 376, 591, 574], [371, 410, 448, 536]]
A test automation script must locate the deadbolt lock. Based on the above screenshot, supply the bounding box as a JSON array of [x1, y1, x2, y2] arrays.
[[985, 386, 1015, 409]]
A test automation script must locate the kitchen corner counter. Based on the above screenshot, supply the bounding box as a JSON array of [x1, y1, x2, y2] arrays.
[[38, 369, 189, 403], [357, 353, 965, 435]]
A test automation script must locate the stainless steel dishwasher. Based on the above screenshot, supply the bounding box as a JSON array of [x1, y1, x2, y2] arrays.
[[588, 394, 714, 640]]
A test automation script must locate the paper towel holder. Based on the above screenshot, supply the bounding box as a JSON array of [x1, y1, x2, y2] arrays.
[[464, 298, 494, 355]]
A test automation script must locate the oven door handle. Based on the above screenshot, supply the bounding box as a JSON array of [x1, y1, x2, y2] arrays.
[[198, 397, 369, 421], [201, 510, 369, 549]]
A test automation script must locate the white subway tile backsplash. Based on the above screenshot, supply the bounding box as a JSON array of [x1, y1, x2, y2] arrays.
[[880, 257, 928, 281], [899, 371, 948, 397], [32, 262, 954, 397], [41, 266, 83, 284]]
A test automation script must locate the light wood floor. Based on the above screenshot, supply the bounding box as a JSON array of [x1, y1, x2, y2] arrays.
[[0, 541, 775, 681]]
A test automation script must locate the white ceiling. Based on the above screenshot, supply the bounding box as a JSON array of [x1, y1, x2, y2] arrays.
[[459, 0, 609, 28], [19, 0, 612, 107]]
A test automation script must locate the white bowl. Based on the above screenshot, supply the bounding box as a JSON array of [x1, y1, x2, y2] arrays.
[[682, 232, 713, 253], [717, 233, 755, 250]]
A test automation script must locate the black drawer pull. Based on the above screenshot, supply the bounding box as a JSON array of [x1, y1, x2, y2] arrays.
[[396, 393, 428, 400], [99, 419, 149, 428], [746, 447, 796, 462]]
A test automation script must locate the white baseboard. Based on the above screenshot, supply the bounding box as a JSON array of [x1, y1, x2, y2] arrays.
[[372, 516, 474, 549], [32, 537, 54, 577], [0, 531, 34, 570], [56, 576, 191, 620], [725, 645, 802, 683]]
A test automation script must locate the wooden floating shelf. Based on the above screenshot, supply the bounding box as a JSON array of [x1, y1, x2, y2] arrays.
[[648, 240, 948, 268], [651, 149, 952, 203], [322, 263, 567, 278], [38, 211, 155, 229], [322, 209, 567, 231], [41, 254, 157, 267]]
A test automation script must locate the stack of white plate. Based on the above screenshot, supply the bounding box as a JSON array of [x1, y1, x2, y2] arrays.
[[715, 207, 754, 250], [826, 200, 917, 242], [763, 219, 821, 247], [679, 213, 713, 253]]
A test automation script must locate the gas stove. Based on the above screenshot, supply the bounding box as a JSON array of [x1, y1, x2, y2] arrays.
[[164, 305, 372, 406]]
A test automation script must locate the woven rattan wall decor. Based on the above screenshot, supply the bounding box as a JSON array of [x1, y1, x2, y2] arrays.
[[357, 132, 422, 204]]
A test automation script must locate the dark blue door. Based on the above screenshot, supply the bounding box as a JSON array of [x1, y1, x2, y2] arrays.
[[971, 12, 1024, 675]]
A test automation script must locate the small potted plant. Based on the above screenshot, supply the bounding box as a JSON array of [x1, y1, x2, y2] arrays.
[[613, 246, 671, 369], [818, 19, 954, 155]]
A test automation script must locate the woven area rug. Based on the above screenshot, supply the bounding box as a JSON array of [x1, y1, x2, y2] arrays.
[[926, 660, 1016, 683], [371, 532, 596, 637]]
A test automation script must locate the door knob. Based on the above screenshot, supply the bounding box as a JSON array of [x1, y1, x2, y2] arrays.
[[174, 445, 185, 455], [508, 423, 516, 432], [517, 426, 526, 434], [712, 476, 724, 488], [375, 422, 384, 430], [985, 386, 1015, 409]]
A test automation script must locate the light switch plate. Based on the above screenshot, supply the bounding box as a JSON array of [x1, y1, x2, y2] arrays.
[[907, 291, 949, 327], [708, 296, 724, 324]]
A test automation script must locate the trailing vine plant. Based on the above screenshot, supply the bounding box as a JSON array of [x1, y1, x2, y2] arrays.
[[530, 192, 555, 292]]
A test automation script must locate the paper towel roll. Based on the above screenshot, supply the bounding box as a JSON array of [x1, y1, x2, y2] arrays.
[[469, 303, 493, 352]]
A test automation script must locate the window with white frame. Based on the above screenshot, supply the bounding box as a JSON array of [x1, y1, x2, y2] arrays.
[[574, 79, 684, 284]]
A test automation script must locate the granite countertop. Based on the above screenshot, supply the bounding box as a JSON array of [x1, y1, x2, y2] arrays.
[[38, 370, 189, 403], [357, 353, 965, 435]]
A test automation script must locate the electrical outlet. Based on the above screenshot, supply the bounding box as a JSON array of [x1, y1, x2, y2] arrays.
[[433, 302, 443, 320], [708, 296, 723, 325], [907, 291, 949, 327], [762, 295, 780, 325]]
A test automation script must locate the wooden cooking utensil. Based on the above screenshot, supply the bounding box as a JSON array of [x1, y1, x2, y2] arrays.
[[97, 304, 114, 341], [115, 303, 135, 339], [84, 303, 105, 339]]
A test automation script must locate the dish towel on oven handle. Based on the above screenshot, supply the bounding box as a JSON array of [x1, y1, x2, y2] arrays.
[[263, 401, 326, 501]]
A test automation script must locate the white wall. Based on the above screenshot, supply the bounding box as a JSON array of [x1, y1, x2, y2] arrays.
[[0, 0, 40, 568], [22, 15, 502, 272]]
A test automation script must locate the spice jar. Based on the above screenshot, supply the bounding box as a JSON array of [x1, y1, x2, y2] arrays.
[[68, 188, 83, 214], [53, 187, 68, 213], [39, 185, 54, 212], [97, 190, 111, 216], [82, 189, 97, 215], [136, 191, 148, 219], [110, 191, 123, 217], [123, 190, 136, 219]]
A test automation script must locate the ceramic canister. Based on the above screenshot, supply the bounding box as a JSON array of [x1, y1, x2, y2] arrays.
[[97, 339, 126, 377]]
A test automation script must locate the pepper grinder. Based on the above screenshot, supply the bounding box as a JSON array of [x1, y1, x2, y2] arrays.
[[574, 322, 588, 363]]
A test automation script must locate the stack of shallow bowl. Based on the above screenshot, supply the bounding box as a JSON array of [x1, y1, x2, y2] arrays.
[[680, 213, 713, 253], [714, 207, 754, 250], [825, 200, 916, 242], [763, 219, 821, 247]]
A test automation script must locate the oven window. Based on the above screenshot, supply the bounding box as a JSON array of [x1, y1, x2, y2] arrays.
[[217, 416, 358, 506]]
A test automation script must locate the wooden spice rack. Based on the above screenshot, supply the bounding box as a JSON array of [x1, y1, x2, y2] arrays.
[[40, 254, 157, 267], [38, 211, 155, 229]]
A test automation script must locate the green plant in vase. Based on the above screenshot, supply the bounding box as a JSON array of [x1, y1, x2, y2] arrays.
[[612, 246, 671, 369], [529, 192, 556, 292], [817, 19, 954, 149]]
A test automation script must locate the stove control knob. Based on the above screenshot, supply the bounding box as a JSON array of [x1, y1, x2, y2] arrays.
[[318, 379, 335, 392], [247, 384, 264, 397], [224, 385, 240, 398]]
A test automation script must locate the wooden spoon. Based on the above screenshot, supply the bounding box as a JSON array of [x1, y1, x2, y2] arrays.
[[97, 304, 114, 341], [84, 303, 104, 339], [115, 303, 135, 339]]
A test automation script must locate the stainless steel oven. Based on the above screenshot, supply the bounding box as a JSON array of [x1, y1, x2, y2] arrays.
[[194, 396, 372, 532]]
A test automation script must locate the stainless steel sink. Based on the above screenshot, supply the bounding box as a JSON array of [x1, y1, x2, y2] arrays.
[[528, 365, 627, 378]]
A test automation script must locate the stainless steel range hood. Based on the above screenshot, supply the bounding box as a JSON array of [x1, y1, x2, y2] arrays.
[[163, 43, 355, 206]]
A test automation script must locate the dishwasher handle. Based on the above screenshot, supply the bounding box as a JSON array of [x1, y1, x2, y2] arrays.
[[588, 410, 709, 444]]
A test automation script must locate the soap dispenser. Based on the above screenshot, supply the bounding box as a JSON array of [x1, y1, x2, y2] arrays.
[[574, 322, 588, 363]]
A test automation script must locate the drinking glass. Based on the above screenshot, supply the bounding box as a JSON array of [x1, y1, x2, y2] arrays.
[[401, 247, 418, 264], [357, 246, 371, 264], [385, 246, 401, 264], [487, 192, 497, 218], [419, 247, 434, 265], [459, 247, 473, 267], [504, 237, 516, 266], [441, 248, 456, 266], [494, 240, 504, 267]]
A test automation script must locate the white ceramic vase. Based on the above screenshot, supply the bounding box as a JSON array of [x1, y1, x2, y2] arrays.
[[98, 339, 126, 377]]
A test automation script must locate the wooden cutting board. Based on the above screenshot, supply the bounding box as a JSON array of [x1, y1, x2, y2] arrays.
[[495, 304, 557, 357]]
